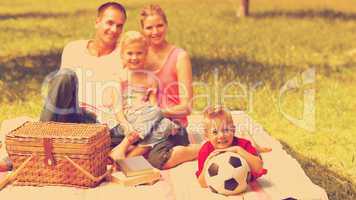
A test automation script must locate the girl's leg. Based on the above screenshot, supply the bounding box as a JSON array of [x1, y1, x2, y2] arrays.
[[127, 146, 151, 157], [146, 127, 198, 169], [162, 144, 200, 169], [109, 136, 131, 160], [110, 132, 140, 160]]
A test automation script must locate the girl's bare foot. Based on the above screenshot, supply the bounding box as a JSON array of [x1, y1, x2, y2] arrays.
[[109, 146, 126, 161]]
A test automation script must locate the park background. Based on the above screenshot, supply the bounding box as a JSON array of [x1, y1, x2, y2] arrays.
[[0, 0, 355, 199]]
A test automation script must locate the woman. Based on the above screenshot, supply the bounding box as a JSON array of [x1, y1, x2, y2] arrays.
[[139, 4, 199, 169], [137, 5, 270, 169]]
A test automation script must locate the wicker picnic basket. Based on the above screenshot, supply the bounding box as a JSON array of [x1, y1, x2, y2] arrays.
[[5, 122, 111, 188]]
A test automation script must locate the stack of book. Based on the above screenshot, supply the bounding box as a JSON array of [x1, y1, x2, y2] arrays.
[[110, 156, 161, 186]]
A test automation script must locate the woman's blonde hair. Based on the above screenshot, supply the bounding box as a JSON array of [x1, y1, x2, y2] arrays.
[[119, 31, 149, 53], [140, 4, 168, 28]]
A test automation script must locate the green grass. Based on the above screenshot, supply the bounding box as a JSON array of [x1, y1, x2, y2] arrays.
[[1, 0, 356, 199]]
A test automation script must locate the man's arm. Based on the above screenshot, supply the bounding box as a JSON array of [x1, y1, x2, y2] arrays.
[[60, 41, 83, 70]]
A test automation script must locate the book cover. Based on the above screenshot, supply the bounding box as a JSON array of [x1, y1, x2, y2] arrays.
[[116, 156, 156, 177], [110, 169, 161, 187]]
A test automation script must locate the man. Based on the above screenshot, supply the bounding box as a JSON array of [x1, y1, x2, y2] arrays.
[[40, 2, 126, 127], [0, 2, 127, 172]]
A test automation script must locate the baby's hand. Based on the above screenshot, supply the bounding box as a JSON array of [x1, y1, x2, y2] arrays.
[[207, 149, 227, 161], [256, 145, 272, 153], [221, 146, 243, 154]]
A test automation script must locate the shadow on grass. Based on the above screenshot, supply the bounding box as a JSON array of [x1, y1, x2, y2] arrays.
[[191, 53, 354, 90], [250, 9, 356, 21], [0, 51, 61, 103], [1, 52, 292, 104], [191, 55, 299, 89], [0, 10, 92, 20], [221, 9, 356, 22], [3, 27, 71, 38], [280, 141, 356, 200], [0, 51, 351, 103]]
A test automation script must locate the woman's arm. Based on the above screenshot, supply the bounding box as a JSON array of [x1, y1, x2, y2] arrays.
[[148, 78, 158, 106], [161, 51, 193, 117]]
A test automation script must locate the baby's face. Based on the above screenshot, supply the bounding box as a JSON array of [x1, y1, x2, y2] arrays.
[[205, 119, 234, 149], [121, 41, 147, 70]]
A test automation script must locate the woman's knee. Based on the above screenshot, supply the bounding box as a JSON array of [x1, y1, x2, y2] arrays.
[[170, 127, 190, 146]]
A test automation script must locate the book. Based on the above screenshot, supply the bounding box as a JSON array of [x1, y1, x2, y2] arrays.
[[110, 169, 161, 186], [116, 156, 156, 177]]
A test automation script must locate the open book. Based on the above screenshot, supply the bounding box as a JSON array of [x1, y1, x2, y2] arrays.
[[116, 156, 156, 177]]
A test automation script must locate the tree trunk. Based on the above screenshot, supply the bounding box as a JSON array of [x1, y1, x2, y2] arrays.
[[239, 0, 249, 17]]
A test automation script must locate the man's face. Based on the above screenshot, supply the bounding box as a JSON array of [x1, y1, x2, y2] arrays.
[[95, 8, 126, 46]]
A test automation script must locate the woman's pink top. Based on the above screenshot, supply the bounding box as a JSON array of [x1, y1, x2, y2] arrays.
[[156, 47, 189, 127]]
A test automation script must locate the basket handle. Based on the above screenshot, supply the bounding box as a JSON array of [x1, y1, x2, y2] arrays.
[[64, 156, 112, 182], [0, 154, 36, 190]]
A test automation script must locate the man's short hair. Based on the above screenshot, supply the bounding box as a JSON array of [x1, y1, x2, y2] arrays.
[[97, 2, 126, 19]]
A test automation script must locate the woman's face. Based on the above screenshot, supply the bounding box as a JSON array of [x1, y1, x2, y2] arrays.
[[142, 14, 167, 46]]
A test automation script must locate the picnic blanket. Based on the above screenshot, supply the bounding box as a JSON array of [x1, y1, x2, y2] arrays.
[[0, 112, 329, 200]]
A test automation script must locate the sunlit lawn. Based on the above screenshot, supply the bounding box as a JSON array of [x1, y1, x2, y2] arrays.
[[1, 0, 356, 199]]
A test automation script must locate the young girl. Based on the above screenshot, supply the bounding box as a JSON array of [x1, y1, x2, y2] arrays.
[[110, 31, 184, 161]]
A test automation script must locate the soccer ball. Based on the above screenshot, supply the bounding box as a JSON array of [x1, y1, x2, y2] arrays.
[[204, 151, 251, 195]]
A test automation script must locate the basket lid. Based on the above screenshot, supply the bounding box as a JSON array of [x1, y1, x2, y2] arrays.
[[7, 122, 108, 143]]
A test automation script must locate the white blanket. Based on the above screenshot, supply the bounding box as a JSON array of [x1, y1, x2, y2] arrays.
[[0, 112, 329, 200]]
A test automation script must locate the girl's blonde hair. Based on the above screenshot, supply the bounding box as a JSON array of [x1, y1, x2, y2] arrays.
[[140, 4, 168, 28], [119, 31, 149, 53]]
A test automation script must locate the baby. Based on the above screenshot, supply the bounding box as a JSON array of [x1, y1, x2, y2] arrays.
[[196, 106, 268, 187]]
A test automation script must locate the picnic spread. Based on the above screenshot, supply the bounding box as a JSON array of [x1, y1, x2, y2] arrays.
[[0, 111, 329, 200]]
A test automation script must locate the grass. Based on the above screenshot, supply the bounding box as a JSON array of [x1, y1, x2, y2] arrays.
[[1, 0, 356, 199]]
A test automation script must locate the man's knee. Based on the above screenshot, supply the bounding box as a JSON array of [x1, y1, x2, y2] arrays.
[[40, 68, 79, 122], [52, 68, 77, 85]]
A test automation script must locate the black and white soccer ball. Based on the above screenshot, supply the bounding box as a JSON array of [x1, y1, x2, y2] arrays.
[[204, 151, 251, 195]]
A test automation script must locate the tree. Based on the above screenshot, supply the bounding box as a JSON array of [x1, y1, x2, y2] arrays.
[[239, 0, 249, 17]]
